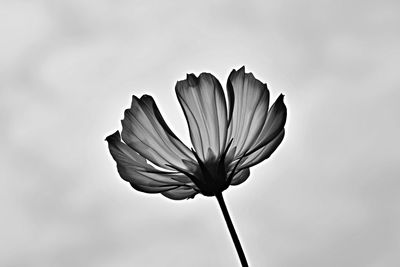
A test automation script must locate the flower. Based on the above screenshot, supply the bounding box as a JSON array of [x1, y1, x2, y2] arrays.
[[106, 66, 287, 200]]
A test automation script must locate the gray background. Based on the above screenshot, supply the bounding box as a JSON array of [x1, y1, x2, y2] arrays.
[[1, 0, 399, 266]]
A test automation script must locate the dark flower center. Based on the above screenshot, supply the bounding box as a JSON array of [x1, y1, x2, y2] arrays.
[[166, 140, 241, 197], [190, 153, 229, 196]]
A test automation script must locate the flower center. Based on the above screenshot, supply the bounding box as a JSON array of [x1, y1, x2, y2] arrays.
[[167, 140, 238, 197], [191, 154, 229, 196]]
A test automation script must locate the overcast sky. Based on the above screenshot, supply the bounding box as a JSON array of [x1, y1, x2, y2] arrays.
[[1, 0, 399, 266]]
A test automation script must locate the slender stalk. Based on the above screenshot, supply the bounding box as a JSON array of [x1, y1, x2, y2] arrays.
[[215, 192, 249, 267]]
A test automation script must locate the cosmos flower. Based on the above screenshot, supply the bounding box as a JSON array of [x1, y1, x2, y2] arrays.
[[106, 66, 287, 266], [106, 66, 286, 199]]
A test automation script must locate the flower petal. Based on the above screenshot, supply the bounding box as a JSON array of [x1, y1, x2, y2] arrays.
[[121, 95, 194, 170], [230, 168, 250, 186], [106, 131, 198, 196], [176, 73, 228, 160], [240, 129, 285, 169], [226, 66, 270, 158], [162, 186, 198, 200], [247, 94, 287, 155]]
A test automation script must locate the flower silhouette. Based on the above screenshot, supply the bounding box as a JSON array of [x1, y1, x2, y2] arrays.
[[106, 66, 286, 199], [106, 66, 287, 266]]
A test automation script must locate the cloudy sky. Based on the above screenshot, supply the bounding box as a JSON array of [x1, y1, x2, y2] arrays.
[[1, 0, 399, 266]]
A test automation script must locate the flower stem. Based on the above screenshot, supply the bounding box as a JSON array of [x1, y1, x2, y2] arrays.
[[215, 192, 249, 267]]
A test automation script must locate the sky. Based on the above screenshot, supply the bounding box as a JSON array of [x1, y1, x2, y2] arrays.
[[1, 0, 399, 266]]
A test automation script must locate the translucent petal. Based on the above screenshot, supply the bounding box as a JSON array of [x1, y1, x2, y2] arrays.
[[176, 73, 228, 161], [247, 94, 287, 155], [121, 95, 194, 170], [106, 131, 197, 195], [240, 129, 285, 169], [226, 66, 270, 158], [162, 186, 198, 200], [230, 168, 250, 186]]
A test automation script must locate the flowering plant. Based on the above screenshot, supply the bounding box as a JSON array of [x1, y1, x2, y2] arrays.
[[106, 67, 287, 266]]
